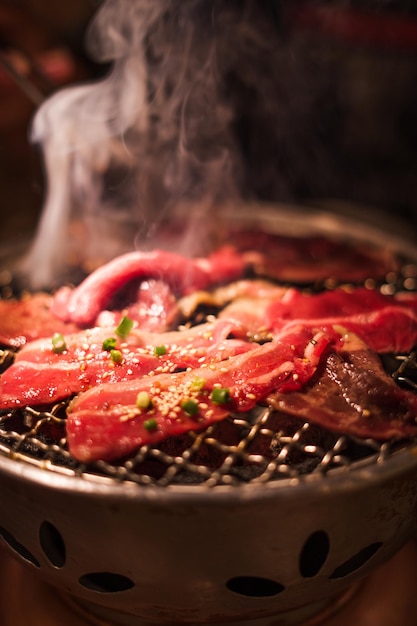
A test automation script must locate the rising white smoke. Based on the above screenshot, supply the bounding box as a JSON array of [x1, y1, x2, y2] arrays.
[[22, 0, 245, 287], [21, 0, 334, 288]]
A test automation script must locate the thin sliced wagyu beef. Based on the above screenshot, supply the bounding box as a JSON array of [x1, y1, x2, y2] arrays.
[[0, 246, 246, 348], [222, 286, 417, 353], [50, 246, 246, 326], [66, 325, 338, 462], [0, 293, 79, 349], [232, 230, 397, 283], [268, 330, 417, 441], [0, 319, 255, 408]]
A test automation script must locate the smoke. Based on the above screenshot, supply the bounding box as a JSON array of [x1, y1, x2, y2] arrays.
[[18, 0, 283, 287], [21, 0, 340, 288]]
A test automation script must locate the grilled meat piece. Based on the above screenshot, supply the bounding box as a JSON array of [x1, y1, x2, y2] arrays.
[[66, 325, 337, 462], [0, 293, 78, 348], [51, 247, 246, 326], [0, 319, 253, 408], [232, 231, 397, 283], [269, 330, 417, 440]]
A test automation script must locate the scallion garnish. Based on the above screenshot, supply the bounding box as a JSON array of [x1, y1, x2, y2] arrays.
[[102, 337, 117, 351], [180, 398, 199, 416], [110, 349, 123, 364], [211, 387, 231, 405], [144, 418, 158, 432], [191, 376, 206, 391], [154, 344, 167, 357], [52, 332, 67, 354], [136, 391, 153, 410], [115, 316, 134, 340]]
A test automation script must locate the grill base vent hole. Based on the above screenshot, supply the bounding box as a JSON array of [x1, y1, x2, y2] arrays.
[[299, 530, 330, 578], [39, 521, 66, 568], [0, 526, 40, 567], [226, 576, 285, 597], [330, 542, 383, 579], [79, 572, 134, 593]]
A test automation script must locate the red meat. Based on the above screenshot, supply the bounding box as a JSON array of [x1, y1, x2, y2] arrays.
[[66, 325, 338, 462], [269, 330, 417, 440], [0, 319, 253, 408], [51, 247, 246, 326]]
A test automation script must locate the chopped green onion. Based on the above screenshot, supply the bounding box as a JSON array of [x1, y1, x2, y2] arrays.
[[110, 349, 123, 364], [154, 344, 167, 357], [190, 376, 206, 391], [136, 391, 153, 410], [180, 398, 199, 417], [102, 337, 117, 351], [52, 332, 67, 354], [115, 316, 134, 340], [144, 418, 158, 432], [211, 387, 231, 405]]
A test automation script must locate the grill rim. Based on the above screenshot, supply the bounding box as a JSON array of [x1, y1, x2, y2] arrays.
[[1, 434, 417, 499]]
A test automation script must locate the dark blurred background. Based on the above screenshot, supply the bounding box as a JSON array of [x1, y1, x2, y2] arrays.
[[1, 0, 417, 249], [0, 0, 98, 245]]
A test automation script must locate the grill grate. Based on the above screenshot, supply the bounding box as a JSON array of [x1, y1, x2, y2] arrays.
[[0, 401, 399, 487], [1, 263, 417, 488]]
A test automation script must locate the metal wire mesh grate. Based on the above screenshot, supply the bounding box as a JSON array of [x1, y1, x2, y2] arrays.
[[0, 401, 398, 487], [1, 261, 417, 488]]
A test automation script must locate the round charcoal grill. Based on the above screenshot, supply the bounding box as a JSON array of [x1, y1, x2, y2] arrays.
[[1, 241, 417, 488], [1, 206, 417, 626]]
